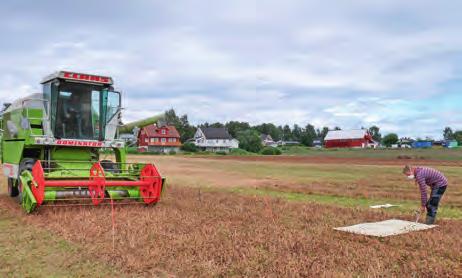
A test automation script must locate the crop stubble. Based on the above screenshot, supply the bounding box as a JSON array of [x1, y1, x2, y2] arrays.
[[1, 185, 460, 277]]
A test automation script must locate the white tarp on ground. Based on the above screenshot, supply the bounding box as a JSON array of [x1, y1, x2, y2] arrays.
[[369, 204, 400, 209], [334, 219, 436, 237]]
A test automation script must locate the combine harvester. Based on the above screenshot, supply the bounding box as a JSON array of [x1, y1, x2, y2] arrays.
[[0, 71, 165, 213]]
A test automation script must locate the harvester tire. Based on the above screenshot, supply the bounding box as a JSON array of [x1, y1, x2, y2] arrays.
[[16, 158, 36, 204], [7, 178, 19, 197]]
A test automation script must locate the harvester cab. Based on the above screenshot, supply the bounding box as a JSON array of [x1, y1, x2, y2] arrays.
[[1, 71, 164, 213]]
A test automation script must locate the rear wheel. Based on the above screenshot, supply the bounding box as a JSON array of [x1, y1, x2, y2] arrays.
[[7, 178, 19, 197]]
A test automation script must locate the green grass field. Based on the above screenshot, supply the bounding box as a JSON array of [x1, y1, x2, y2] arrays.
[[148, 151, 462, 219], [280, 146, 462, 160]]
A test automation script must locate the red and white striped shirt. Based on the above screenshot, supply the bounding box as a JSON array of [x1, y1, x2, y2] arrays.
[[415, 167, 448, 206]]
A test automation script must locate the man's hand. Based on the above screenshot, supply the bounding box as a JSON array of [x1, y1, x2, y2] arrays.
[[420, 206, 426, 213]]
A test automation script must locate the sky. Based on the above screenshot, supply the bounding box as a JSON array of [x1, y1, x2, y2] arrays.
[[0, 0, 461, 139]]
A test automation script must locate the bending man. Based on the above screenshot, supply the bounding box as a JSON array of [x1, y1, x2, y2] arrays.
[[403, 165, 448, 224]]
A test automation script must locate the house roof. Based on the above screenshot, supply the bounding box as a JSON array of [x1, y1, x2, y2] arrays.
[[324, 129, 370, 140], [260, 134, 273, 141], [142, 124, 180, 138], [200, 127, 233, 139]]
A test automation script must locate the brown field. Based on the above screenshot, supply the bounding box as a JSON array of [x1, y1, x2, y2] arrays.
[[1, 154, 462, 277], [134, 155, 462, 207], [198, 154, 462, 166]]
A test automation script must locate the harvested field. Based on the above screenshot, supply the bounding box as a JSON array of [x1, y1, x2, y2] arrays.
[[134, 156, 462, 209], [1, 185, 461, 277], [1, 153, 461, 277], [201, 155, 462, 166]]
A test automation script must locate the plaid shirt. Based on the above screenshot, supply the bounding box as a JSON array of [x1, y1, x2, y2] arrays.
[[415, 167, 448, 206]]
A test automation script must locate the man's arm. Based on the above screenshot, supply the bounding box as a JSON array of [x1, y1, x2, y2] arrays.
[[415, 175, 427, 207]]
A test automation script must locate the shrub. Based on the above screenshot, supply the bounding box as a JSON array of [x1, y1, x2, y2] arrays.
[[237, 130, 263, 153], [260, 147, 282, 155], [181, 142, 198, 152], [215, 151, 227, 155], [382, 133, 399, 147], [169, 150, 177, 155], [229, 148, 255, 156]]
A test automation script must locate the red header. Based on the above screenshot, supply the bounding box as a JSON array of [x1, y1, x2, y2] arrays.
[[61, 71, 112, 84]]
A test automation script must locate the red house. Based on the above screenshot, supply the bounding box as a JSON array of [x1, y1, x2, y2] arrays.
[[138, 124, 181, 153], [324, 129, 376, 148]]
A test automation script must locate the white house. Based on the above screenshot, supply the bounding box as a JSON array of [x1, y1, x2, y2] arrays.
[[260, 134, 278, 147], [194, 127, 239, 152]]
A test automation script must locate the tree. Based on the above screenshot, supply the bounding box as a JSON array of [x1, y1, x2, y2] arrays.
[[300, 124, 317, 146], [237, 129, 263, 153], [368, 126, 382, 142], [317, 127, 329, 143], [454, 131, 462, 145], [382, 133, 399, 147], [334, 126, 341, 131], [443, 127, 454, 140], [164, 108, 196, 142], [181, 142, 198, 152], [179, 115, 196, 142], [225, 121, 251, 138], [254, 123, 282, 141], [209, 122, 225, 128], [282, 125, 292, 141], [292, 124, 302, 141]]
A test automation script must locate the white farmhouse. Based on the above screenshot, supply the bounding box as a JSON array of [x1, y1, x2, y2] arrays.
[[194, 127, 239, 152], [260, 134, 278, 147]]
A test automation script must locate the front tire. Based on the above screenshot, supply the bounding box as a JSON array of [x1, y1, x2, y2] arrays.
[[7, 178, 19, 197], [16, 158, 36, 204]]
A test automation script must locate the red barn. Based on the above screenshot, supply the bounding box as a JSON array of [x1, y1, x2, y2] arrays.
[[138, 124, 181, 153], [324, 129, 376, 148]]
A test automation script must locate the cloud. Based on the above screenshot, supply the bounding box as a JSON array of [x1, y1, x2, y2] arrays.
[[0, 0, 462, 139]]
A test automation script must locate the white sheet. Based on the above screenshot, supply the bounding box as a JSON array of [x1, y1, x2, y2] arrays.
[[334, 219, 436, 237]]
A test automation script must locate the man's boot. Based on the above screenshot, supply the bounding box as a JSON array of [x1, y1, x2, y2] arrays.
[[425, 216, 435, 225]]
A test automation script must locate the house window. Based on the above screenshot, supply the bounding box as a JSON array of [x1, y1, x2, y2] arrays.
[[154, 138, 159, 142], [173, 138, 176, 142], [150, 138, 155, 143], [161, 138, 166, 143], [161, 129, 166, 135], [145, 138, 148, 143]]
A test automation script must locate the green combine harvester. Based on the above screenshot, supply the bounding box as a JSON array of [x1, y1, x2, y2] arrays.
[[0, 71, 165, 213]]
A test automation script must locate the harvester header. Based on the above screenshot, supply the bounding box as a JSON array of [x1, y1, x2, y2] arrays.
[[1, 71, 165, 213]]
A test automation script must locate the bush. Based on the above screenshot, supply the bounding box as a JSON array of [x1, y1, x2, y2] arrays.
[[382, 133, 399, 147], [215, 151, 227, 155], [260, 147, 282, 155], [169, 150, 177, 155], [229, 148, 255, 156], [237, 130, 263, 153], [181, 142, 198, 152]]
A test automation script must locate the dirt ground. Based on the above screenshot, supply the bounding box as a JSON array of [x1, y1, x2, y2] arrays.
[[1, 155, 461, 277], [201, 155, 462, 166], [1, 186, 461, 277], [132, 155, 462, 207]]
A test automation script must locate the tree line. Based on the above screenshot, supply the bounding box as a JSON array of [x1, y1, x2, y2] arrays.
[[163, 109, 461, 152], [164, 109, 385, 152]]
